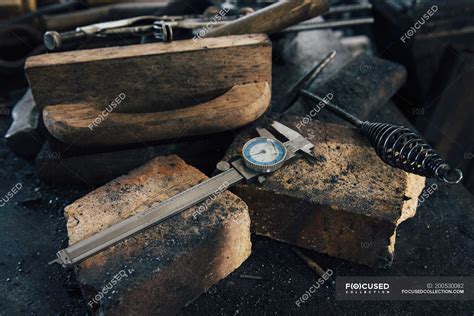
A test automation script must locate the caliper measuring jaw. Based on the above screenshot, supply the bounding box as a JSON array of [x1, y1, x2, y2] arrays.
[[50, 121, 316, 268]]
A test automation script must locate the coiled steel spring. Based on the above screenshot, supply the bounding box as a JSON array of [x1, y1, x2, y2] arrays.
[[360, 122, 462, 183], [300, 90, 463, 184]]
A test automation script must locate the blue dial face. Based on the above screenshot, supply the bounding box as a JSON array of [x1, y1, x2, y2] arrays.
[[242, 138, 287, 167]]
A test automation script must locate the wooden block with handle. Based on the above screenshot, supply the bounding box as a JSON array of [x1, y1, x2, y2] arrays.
[[26, 34, 271, 113], [42, 82, 270, 147], [25, 34, 272, 147]]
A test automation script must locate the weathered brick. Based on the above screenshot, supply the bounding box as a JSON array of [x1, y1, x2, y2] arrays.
[[224, 117, 425, 268], [65, 155, 251, 314]]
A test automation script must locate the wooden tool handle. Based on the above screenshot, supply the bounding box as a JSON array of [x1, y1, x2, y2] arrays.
[[206, 0, 329, 37]]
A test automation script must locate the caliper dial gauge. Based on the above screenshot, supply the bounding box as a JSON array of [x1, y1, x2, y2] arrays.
[[242, 137, 287, 173]]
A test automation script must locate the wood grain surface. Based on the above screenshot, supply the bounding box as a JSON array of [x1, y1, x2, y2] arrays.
[[26, 34, 272, 113], [43, 82, 271, 147], [207, 0, 329, 37]]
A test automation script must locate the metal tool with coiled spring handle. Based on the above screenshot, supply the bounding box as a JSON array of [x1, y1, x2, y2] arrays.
[[300, 90, 463, 184]]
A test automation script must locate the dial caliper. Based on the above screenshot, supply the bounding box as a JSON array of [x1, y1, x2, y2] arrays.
[[50, 121, 317, 268]]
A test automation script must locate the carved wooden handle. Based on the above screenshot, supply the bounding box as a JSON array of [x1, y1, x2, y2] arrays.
[[206, 0, 329, 37]]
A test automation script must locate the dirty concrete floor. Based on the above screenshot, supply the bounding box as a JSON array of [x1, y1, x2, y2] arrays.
[[0, 114, 473, 315]]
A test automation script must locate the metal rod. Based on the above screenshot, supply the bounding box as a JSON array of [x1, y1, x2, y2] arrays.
[[281, 51, 336, 112], [292, 247, 330, 278], [326, 3, 373, 14], [282, 17, 374, 33], [303, 51, 337, 89], [299, 90, 364, 127], [239, 274, 264, 280]]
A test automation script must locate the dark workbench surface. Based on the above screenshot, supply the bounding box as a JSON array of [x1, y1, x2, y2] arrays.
[[0, 30, 473, 315], [0, 126, 473, 314]]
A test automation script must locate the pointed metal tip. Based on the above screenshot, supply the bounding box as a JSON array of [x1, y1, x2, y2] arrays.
[[48, 258, 61, 266]]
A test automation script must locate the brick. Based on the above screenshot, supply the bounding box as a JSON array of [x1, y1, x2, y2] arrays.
[[65, 155, 251, 314], [224, 117, 425, 268]]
